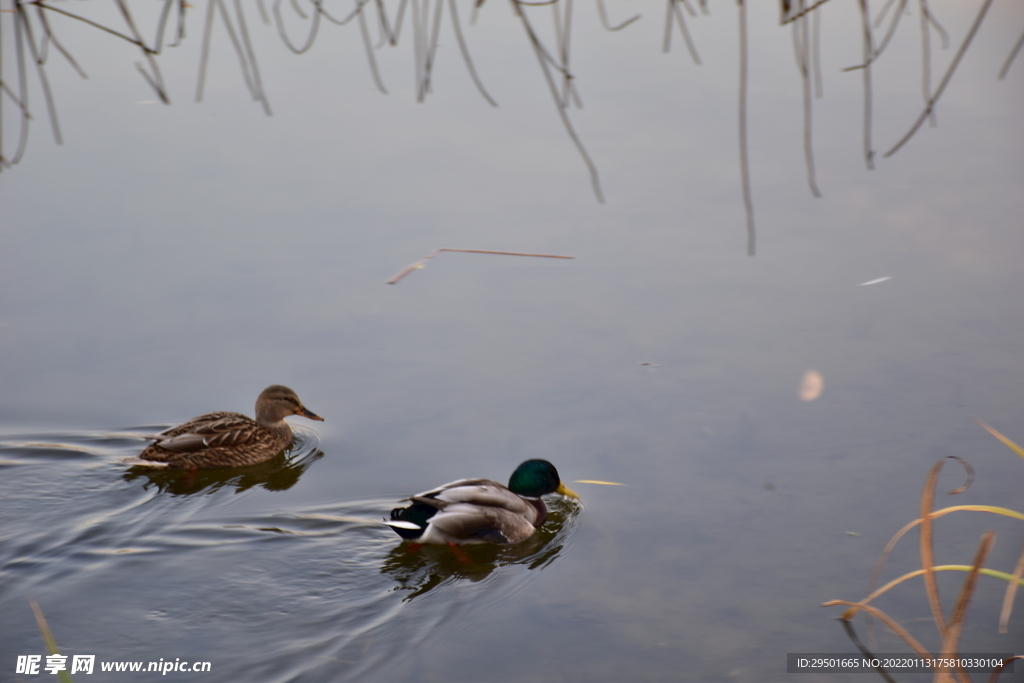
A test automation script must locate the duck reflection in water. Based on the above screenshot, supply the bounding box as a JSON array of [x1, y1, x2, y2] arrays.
[[124, 447, 325, 495]]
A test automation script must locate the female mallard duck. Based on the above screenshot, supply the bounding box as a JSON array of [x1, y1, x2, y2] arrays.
[[386, 459, 579, 545], [138, 385, 323, 469]]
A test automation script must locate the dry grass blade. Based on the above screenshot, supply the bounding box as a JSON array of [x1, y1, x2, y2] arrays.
[[839, 617, 899, 683], [999, 543, 1024, 633], [29, 599, 74, 683], [829, 456, 1021, 680], [987, 656, 1024, 683], [975, 419, 1024, 461], [919, 456, 973, 638], [870, 505, 1024, 606], [934, 531, 995, 683], [387, 248, 574, 284], [920, 457, 947, 636], [851, 564, 1024, 615], [822, 600, 932, 658]]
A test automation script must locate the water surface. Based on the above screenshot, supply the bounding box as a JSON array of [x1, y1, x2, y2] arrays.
[[2, 2, 1022, 681]]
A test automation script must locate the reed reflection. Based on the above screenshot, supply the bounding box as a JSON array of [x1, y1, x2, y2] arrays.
[[2, 1, 1014, 253]]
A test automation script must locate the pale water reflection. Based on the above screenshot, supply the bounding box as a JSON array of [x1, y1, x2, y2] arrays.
[[2, 1, 1023, 681]]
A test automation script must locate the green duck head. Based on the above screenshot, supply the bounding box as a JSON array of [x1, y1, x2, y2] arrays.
[[508, 459, 579, 499]]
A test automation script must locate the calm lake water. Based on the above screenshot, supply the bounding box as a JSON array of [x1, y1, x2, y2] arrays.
[[2, 1, 1022, 681]]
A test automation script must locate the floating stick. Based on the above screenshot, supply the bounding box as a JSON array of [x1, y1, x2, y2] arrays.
[[387, 248, 573, 284]]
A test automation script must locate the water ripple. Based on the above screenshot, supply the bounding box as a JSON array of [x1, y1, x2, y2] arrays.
[[1, 428, 585, 683]]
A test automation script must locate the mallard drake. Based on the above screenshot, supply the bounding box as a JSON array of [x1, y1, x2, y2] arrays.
[[138, 385, 323, 469], [386, 459, 579, 544]]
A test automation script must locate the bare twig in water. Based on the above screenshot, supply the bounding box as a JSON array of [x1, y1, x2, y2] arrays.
[[842, 0, 906, 70], [594, 0, 640, 32], [919, 0, 936, 127], [15, 3, 63, 145], [271, 0, 323, 54], [551, 0, 579, 108], [884, 0, 995, 158], [855, 0, 874, 169], [998, 28, 1024, 80], [736, 0, 755, 256], [387, 248, 574, 284], [114, 0, 170, 103], [792, 3, 822, 197], [230, 0, 272, 114], [779, 0, 832, 26], [449, 0, 497, 105], [663, 0, 702, 65], [357, 2, 388, 94], [33, 3, 88, 80], [510, 0, 605, 202], [197, 0, 272, 113], [811, 4, 823, 97]]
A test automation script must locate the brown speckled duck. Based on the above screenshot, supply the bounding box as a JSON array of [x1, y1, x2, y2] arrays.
[[138, 385, 323, 469]]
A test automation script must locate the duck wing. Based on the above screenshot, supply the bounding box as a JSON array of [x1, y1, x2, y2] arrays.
[[405, 479, 535, 514], [404, 477, 499, 499], [415, 502, 541, 544], [389, 479, 547, 544], [153, 412, 265, 452]]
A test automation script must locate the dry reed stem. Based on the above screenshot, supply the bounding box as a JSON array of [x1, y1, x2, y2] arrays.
[[935, 531, 994, 683], [848, 564, 1024, 616], [387, 248, 573, 284], [999, 543, 1024, 633], [975, 419, 1024, 460], [29, 599, 74, 683], [919, 456, 973, 638], [920, 458, 946, 637], [830, 455, 1022, 681], [987, 656, 1024, 683], [869, 502, 1020, 604], [822, 601, 932, 658]]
